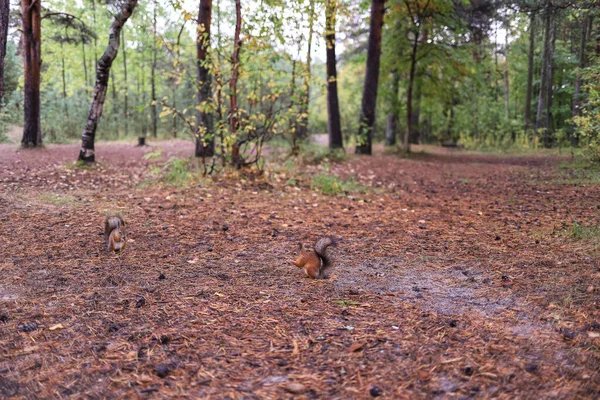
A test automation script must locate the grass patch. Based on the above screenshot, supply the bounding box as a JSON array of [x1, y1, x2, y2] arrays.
[[38, 193, 76, 206], [333, 299, 361, 307], [143, 157, 209, 188], [555, 158, 600, 185], [301, 144, 347, 165], [310, 173, 367, 195], [571, 221, 600, 241], [65, 160, 97, 170]]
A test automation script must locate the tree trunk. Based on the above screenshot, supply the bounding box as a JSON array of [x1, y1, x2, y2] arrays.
[[503, 16, 509, 120], [536, 6, 556, 148], [78, 0, 138, 162], [21, 0, 42, 148], [535, 6, 552, 144], [230, 0, 242, 168], [355, 0, 386, 155], [409, 78, 421, 144], [122, 29, 128, 137], [296, 0, 315, 142], [0, 0, 10, 107], [60, 40, 68, 118], [524, 11, 535, 131], [151, 0, 158, 138], [403, 28, 419, 152], [385, 69, 399, 146], [196, 0, 214, 158], [325, 0, 343, 150], [573, 16, 589, 120], [82, 41, 89, 88]]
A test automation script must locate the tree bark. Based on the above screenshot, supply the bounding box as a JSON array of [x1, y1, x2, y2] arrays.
[[409, 78, 421, 144], [0, 0, 9, 107], [230, 0, 242, 168], [122, 29, 128, 137], [536, 5, 556, 148], [78, 0, 138, 162], [385, 69, 399, 146], [82, 41, 89, 88], [196, 0, 214, 158], [60, 38, 68, 118], [573, 15, 589, 120], [403, 28, 419, 152], [21, 0, 42, 148], [355, 0, 386, 155], [325, 0, 343, 150], [151, 0, 158, 138], [524, 11, 535, 131], [503, 16, 509, 121]]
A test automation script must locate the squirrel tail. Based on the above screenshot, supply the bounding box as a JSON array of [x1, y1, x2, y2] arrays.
[[314, 236, 337, 269]]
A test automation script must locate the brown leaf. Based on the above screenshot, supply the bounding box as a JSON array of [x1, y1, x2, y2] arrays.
[[347, 342, 365, 352]]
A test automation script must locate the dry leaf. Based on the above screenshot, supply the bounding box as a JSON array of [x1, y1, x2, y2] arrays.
[[49, 323, 64, 331], [347, 342, 365, 352]]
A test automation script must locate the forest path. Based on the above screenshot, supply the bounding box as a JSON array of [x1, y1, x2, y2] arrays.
[[0, 141, 598, 399]]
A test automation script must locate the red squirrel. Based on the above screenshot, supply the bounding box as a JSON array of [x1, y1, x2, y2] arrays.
[[290, 236, 337, 279], [104, 215, 126, 254]]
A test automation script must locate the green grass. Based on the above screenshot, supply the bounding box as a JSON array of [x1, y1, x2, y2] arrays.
[[310, 173, 367, 195], [571, 221, 600, 241], [333, 299, 361, 307], [38, 193, 77, 206], [555, 158, 600, 185]]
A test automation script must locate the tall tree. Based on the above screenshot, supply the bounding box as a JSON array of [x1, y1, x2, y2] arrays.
[[325, 0, 343, 150], [535, 4, 556, 148], [296, 0, 315, 141], [230, 0, 242, 167], [0, 0, 9, 107], [122, 28, 128, 137], [21, 0, 43, 148], [385, 69, 399, 146], [355, 0, 386, 155], [78, 0, 138, 162], [524, 10, 535, 131], [151, 0, 158, 138], [196, 0, 214, 158]]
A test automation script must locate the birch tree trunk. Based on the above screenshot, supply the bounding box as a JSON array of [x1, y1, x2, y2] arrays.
[[78, 0, 138, 162]]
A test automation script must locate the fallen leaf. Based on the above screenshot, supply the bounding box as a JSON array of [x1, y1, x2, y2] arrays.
[[49, 323, 64, 331], [587, 331, 600, 338], [347, 342, 365, 352]]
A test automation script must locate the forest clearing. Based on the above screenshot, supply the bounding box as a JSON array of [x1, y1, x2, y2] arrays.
[[0, 139, 599, 398], [2, 0, 600, 398]]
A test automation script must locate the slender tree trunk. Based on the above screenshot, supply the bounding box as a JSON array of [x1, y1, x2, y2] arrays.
[[409, 78, 421, 144], [524, 11, 535, 131], [151, 0, 158, 138], [122, 29, 128, 137], [573, 16, 589, 120], [536, 6, 551, 141], [296, 0, 315, 142], [325, 0, 343, 150], [503, 17, 510, 120], [355, 0, 386, 155], [0, 0, 10, 107], [385, 69, 399, 146], [230, 0, 242, 168], [138, 47, 147, 145], [403, 28, 419, 152], [196, 0, 214, 158], [82, 41, 89, 88], [111, 70, 117, 138], [78, 0, 138, 162], [60, 39, 68, 118], [21, 0, 42, 148]]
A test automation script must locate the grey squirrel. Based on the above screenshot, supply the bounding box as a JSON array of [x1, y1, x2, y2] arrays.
[[290, 236, 337, 278]]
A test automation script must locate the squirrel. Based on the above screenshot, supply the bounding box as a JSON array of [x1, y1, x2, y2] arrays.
[[104, 215, 126, 254], [290, 236, 337, 279]]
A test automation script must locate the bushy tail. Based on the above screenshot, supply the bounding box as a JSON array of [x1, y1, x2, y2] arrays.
[[314, 236, 338, 269]]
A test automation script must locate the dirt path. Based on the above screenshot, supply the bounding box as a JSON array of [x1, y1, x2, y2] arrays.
[[0, 142, 598, 399]]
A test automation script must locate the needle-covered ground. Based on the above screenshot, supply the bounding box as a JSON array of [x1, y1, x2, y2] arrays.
[[0, 140, 599, 399]]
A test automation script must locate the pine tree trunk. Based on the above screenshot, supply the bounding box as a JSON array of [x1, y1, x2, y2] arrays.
[[524, 11, 535, 131], [385, 69, 399, 146], [355, 0, 386, 155], [0, 0, 10, 107], [196, 0, 214, 158], [325, 0, 343, 150], [503, 17, 510, 121], [78, 0, 138, 162], [151, 0, 158, 138], [122, 29, 128, 137], [535, 6, 552, 143], [573, 16, 589, 121], [21, 0, 42, 148], [230, 0, 242, 168]]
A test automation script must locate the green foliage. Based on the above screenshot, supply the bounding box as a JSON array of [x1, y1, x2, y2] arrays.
[[311, 173, 366, 195], [301, 143, 347, 165], [571, 221, 599, 242]]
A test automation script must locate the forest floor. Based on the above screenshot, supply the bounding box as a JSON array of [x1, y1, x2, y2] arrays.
[[0, 139, 599, 399]]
